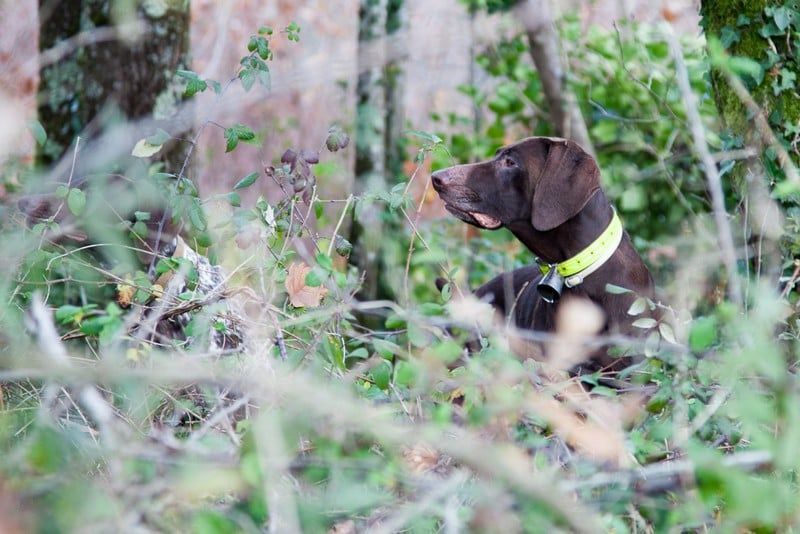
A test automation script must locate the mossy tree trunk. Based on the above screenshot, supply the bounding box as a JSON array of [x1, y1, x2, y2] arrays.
[[350, 0, 407, 301], [701, 0, 800, 142], [38, 0, 191, 171], [700, 0, 800, 277]]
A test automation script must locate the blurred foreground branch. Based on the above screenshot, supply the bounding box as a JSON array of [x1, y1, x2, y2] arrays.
[[666, 29, 742, 304]]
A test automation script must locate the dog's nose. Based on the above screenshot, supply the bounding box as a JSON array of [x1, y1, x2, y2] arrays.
[[431, 169, 448, 189]]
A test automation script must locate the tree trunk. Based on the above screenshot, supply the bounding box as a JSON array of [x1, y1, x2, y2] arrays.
[[37, 0, 192, 172], [350, 0, 407, 301], [700, 0, 797, 278], [513, 0, 595, 157]]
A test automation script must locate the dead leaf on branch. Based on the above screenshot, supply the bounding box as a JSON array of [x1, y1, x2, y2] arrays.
[[285, 262, 327, 308]]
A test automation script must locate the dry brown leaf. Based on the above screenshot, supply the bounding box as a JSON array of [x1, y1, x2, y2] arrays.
[[285, 262, 327, 308], [547, 297, 605, 372], [402, 443, 441, 474], [116, 278, 135, 308], [528, 391, 631, 467]]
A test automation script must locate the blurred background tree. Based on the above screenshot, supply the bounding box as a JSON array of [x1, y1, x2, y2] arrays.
[[37, 0, 192, 170], [350, 0, 408, 301]]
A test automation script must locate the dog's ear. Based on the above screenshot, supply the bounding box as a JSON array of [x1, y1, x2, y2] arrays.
[[530, 138, 601, 231]]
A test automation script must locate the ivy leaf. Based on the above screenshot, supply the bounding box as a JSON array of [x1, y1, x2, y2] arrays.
[[719, 26, 740, 48], [234, 171, 260, 190], [771, 6, 791, 31], [772, 68, 796, 96], [66, 188, 86, 216]]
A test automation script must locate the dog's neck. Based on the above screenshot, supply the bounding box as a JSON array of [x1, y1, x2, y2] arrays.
[[507, 191, 653, 296], [507, 191, 613, 264]]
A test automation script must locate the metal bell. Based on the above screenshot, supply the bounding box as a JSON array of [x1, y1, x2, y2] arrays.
[[537, 267, 563, 304]]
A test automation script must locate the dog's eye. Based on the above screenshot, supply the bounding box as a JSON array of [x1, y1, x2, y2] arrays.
[[503, 157, 516, 168]]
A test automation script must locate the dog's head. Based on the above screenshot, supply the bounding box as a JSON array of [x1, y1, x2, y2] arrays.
[[431, 137, 601, 231]]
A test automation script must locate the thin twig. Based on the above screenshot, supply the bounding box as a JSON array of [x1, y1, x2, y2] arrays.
[[666, 29, 742, 304]]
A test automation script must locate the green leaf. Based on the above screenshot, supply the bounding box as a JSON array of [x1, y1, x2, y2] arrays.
[[224, 124, 255, 152], [227, 192, 241, 207], [431, 340, 462, 364], [406, 129, 442, 145], [605, 283, 632, 295], [627, 297, 648, 316], [224, 129, 239, 152], [55, 184, 69, 198], [632, 317, 657, 329], [192, 510, 239, 534], [644, 330, 661, 357], [348, 347, 369, 360], [719, 26, 740, 48], [658, 322, 677, 344], [316, 252, 333, 271], [233, 171, 260, 190], [28, 119, 47, 146], [728, 56, 762, 81], [188, 199, 207, 231], [66, 188, 86, 216], [55, 305, 84, 324], [620, 186, 646, 211], [305, 270, 323, 287], [373, 338, 400, 359], [146, 128, 170, 145], [771, 6, 791, 31], [131, 138, 163, 158], [371, 360, 392, 389], [689, 316, 718, 352], [394, 361, 417, 387], [334, 235, 352, 258], [239, 68, 256, 91]]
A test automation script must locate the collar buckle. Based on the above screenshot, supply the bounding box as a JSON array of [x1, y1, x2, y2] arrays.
[[536, 208, 623, 302]]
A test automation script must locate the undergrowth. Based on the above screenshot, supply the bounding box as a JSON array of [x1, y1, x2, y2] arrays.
[[0, 15, 799, 534]]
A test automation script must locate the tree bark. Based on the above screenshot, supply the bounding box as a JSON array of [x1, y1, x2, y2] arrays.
[[37, 0, 192, 171], [513, 0, 595, 157], [700, 0, 795, 279], [350, 0, 407, 301]]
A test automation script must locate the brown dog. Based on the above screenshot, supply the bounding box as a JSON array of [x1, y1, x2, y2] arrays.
[[431, 136, 654, 372]]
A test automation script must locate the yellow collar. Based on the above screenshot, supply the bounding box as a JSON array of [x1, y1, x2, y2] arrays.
[[539, 209, 623, 288]]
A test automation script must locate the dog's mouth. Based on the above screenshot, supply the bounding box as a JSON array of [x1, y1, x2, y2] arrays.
[[444, 204, 502, 229]]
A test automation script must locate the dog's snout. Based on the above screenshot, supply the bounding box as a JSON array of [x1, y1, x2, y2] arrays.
[[431, 169, 448, 189]]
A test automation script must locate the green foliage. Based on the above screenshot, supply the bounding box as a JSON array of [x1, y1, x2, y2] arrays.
[[702, 1, 800, 279], [432, 20, 721, 246], [4, 13, 800, 534]]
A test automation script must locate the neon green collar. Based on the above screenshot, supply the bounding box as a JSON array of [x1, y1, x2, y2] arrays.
[[539, 209, 623, 288]]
